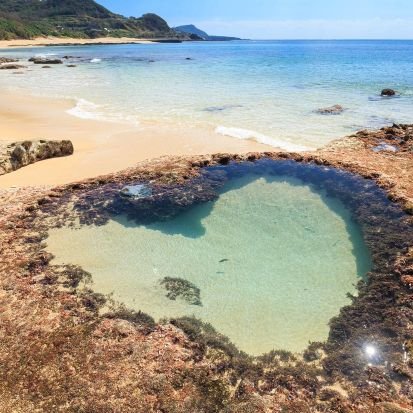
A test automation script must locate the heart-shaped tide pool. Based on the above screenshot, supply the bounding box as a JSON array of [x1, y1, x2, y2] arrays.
[[47, 174, 371, 355]]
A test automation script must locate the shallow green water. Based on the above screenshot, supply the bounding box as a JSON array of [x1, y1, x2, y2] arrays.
[[47, 175, 371, 354]]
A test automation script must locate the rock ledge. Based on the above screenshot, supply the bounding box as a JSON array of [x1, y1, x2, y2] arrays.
[[0, 139, 74, 176]]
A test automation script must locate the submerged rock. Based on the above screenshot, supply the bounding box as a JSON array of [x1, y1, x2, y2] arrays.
[[316, 104, 344, 115], [381, 88, 396, 96], [204, 104, 243, 112], [160, 277, 202, 306]]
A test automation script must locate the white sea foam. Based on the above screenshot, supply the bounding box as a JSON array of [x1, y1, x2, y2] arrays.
[[34, 53, 57, 58], [66, 98, 101, 120], [215, 126, 311, 152], [67, 98, 140, 126], [90, 58, 102, 63]]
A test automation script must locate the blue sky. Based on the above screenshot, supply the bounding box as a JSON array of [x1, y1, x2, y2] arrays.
[[99, 0, 413, 39]]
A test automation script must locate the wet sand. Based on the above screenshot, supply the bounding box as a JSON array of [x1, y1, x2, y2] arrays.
[[0, 91, 271, 187]]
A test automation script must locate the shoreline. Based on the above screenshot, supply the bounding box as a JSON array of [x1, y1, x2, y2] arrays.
[[0, 36, 157, 49], [0, 91, 272, 188]]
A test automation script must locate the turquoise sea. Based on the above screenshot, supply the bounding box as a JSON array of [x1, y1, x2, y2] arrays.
[[1, 40, 413, 150]]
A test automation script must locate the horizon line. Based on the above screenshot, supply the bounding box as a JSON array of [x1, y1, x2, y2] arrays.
[[218, 38, 413, 41]]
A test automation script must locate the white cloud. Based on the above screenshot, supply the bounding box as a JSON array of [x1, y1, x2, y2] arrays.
[[193, 18, 413, 39]]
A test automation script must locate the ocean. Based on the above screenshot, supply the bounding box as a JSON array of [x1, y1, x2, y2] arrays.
[[1, 39, 412, 150]]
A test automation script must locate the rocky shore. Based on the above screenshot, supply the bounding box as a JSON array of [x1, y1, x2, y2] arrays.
[[0, 139, 74, 176], [0, 125, 412, 413]]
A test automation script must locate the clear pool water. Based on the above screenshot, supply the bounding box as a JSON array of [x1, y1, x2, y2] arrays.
[[47, 173, 371, 354]]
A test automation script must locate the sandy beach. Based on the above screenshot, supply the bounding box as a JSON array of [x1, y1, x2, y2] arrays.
[[0, 91, 271, 187], [0, 36, 155, 49]]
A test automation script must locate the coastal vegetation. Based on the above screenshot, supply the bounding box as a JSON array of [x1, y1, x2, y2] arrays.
[[0, 0, 180, 39]]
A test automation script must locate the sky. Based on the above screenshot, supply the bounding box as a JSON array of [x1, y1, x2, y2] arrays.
[[99, 0, 413, 39]]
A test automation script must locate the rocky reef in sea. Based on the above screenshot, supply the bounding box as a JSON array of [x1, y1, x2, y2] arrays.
[[0, 125, 412, 412], [160, 277, 202, 306]]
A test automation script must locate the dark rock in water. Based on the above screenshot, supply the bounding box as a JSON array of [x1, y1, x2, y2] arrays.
[[120, 184, 152, 199], [29, 57, 63, 65], [185, 57, 193, 60], [0, 64, 26, 70], [67, 65, 77, 68], [160, 277, 202, 306], [381, 88, 396, 96], [316, 105, 344, 115], [42, 65, 52, 69]]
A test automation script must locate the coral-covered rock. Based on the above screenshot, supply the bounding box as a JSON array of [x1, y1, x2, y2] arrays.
[[0, 124, 412, 412]]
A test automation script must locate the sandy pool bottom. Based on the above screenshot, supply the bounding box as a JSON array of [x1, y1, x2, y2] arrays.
[[46, 175, 371, 355]]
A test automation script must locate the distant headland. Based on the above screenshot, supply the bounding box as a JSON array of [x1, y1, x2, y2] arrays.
[[174, 24, 242, 41]]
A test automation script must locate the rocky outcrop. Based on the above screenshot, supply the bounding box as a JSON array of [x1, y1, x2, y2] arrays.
[[0, 57, 18, 64], [381, 88, 397, 96], [0, 64, 26, 70], [29, 57, 63, 64], [316, 104, 344, 115], [0, 140, 74, 176]]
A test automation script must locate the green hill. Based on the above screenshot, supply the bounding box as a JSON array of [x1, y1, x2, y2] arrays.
[[0, 0, 181, 40]]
